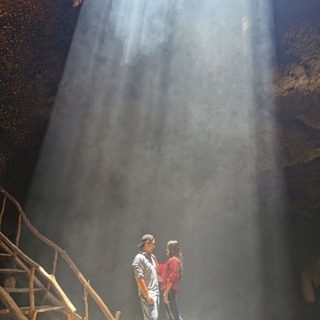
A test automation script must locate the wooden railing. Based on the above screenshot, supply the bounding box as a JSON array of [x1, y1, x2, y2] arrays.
[[0, 187, 121, 320], [0, 232, 77, 320]]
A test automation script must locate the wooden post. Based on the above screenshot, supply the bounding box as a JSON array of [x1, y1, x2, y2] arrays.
[[0, 194, 6, 231], [41, 250, 58, 305], [114, 311, 121, 320], [15, 213, 22, 249], [29, 267, 35, 319], [84, 282, 89, 320]]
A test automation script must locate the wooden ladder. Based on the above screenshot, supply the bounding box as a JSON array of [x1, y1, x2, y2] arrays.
[[0, 234, 77, 320], [0, 188, 121, 320]]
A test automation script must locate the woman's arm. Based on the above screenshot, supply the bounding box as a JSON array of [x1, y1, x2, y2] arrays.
[[163, 281, 172, 304], [158, 274, 164, 282]]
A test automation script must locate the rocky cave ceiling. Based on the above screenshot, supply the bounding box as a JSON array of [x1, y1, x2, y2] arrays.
[[0, 0, 320, 224]]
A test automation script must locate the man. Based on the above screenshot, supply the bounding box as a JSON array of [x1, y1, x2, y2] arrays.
[[132, 234, 159, 320]]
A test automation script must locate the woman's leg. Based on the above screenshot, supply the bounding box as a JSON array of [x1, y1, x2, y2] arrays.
[[166, 290, 182, 320], [164, 301, 173, 320]]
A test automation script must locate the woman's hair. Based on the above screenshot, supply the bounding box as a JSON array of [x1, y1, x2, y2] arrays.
[[167, 240, 183, 272]]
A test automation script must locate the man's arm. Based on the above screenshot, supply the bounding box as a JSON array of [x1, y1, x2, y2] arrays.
[[136, 278, 155, 304]]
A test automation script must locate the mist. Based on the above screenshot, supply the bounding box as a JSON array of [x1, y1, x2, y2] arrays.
[[26, 0, 294, 319]]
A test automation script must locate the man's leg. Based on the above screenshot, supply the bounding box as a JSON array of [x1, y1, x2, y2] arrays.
[[140, 294, 159, 320]]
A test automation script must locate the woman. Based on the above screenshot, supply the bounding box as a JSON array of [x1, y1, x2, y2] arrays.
[[158, 240, 183, 320]]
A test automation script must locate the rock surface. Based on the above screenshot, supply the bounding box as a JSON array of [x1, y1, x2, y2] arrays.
[[0, 0, 80, 202]]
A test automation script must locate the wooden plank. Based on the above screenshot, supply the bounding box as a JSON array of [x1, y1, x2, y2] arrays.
[[0, 253, 12, 257], [4, 288, 45, 293], [24, 305, 67, 313], [0, 269, 27, 273], [0, 305, 68, 316]]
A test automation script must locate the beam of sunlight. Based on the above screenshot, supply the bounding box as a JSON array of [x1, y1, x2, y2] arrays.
[[26, 0, 293, 319]]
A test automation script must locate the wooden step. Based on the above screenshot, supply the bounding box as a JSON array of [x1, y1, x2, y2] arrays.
[[22, 305, 68, 314], [0, 304, 68, 316], [0, 269, 27, 273], [4, 287, 45, 293]]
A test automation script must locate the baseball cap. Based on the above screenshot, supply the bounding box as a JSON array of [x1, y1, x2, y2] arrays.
[[137, 234, 154, 248]]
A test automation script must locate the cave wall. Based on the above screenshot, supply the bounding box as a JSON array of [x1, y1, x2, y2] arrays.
[[1, 0, 319, 204], [271, 1, 320, 295], [0, 0, 80, 203], [273, 0, 320, 180]]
